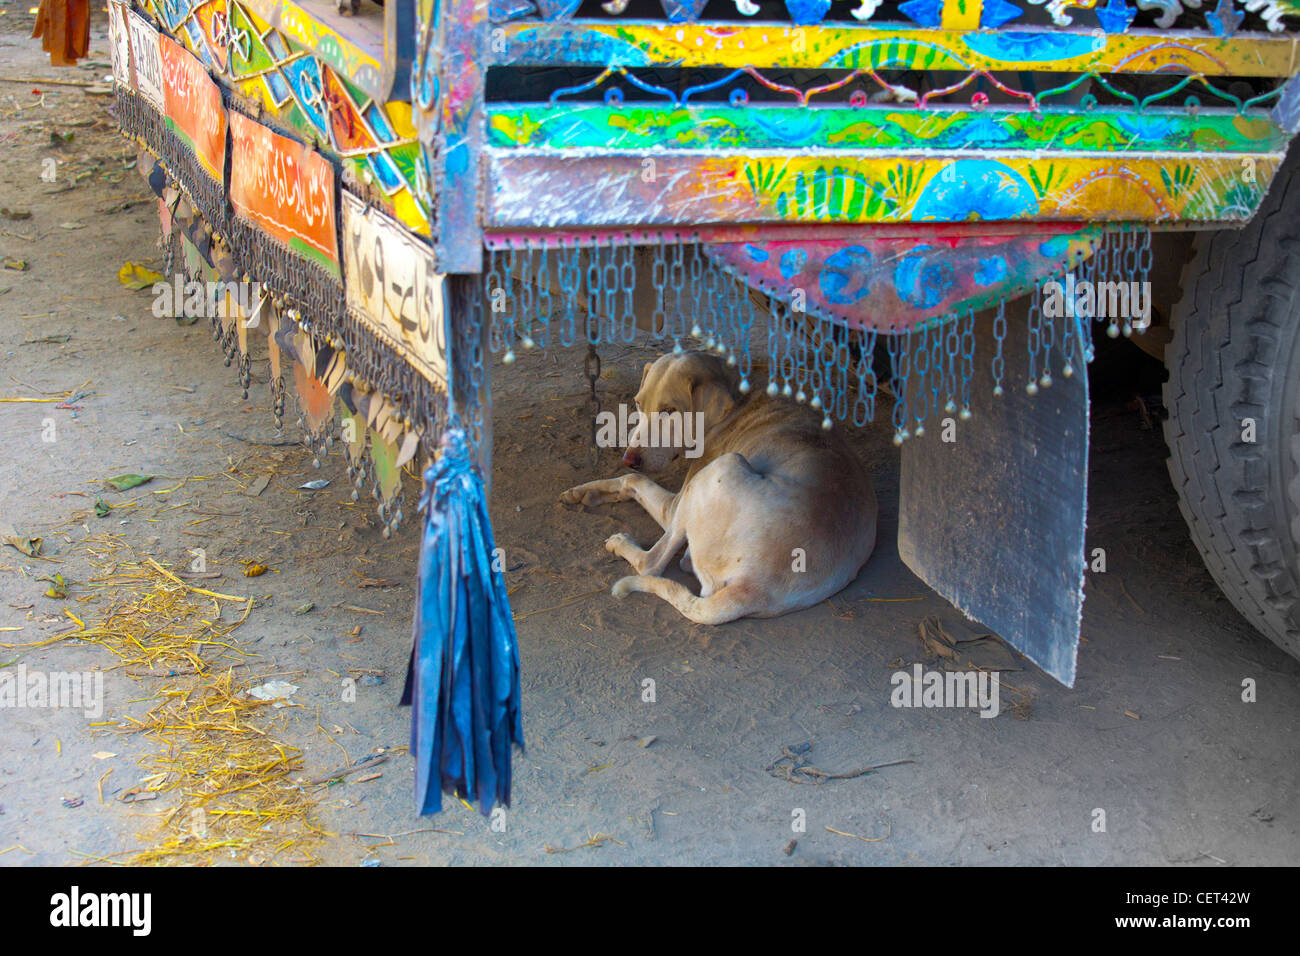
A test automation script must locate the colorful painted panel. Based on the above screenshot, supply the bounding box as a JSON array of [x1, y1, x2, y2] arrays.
[[494, 23, 1300, 76], [159, 34, 227, 184], [487, 104, 1289, 154], [136, 0, 428, 236], [229, 111, 340, 278], [487, 153, 1279, 226], [705, 228, 1098, 329]]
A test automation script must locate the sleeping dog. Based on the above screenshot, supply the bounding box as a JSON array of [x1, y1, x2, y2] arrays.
[[561, 352, 877, 623]]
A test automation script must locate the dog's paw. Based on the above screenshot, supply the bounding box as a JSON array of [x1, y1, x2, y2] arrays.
[[560, 480, 617, 507], [611, 575, 637, 599], [605, 532, 635, 556]]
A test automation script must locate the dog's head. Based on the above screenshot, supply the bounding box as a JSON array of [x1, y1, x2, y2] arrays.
[[623, 352, 741, 473]]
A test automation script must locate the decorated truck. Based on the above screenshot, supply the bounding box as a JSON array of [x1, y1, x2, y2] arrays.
[[31, 0, 1300, 812]]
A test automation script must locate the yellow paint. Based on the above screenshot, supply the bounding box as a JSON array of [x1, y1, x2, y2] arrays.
[[940, 0, 981, 30]]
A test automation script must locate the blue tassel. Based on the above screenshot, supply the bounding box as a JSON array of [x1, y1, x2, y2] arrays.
[[403, 429, 523, 816]]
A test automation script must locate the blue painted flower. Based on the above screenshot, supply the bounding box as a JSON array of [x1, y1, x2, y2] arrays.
[[780, 248, 808, 280], [820, 246, 873, 305], [974, 255, 1007, 286], [912, 160, 1039, 222], [895, 251, 956, 310]]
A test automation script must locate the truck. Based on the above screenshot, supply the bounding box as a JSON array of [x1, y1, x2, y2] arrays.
[[34, 0, 1300, 803]]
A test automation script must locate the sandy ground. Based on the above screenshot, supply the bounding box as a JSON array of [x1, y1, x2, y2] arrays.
[[1, 16, 1298, 867]]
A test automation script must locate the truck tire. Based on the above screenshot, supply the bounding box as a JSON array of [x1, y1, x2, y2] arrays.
[[1163, 155, 1300, 661]]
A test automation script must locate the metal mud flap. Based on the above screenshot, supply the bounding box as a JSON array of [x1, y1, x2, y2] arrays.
[[898, 299, 1089, 687]]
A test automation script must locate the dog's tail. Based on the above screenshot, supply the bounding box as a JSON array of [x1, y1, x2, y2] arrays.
[[612, 576, 756, 625]]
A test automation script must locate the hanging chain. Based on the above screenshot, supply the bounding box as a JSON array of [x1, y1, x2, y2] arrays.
[[584, 344, 602, 469]]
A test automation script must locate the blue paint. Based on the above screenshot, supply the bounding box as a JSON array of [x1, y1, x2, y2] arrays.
[[1096, 0, 1136, 32], [745, 244, 770, 263], [894, 254, 956, 310], [283, 57, 330, 137], [366, 104, 397, 143], [912, 161, 1039, 222], [183, 19, 210, 68], [899, 0, 942, 27], [262, 71, 292, 109], [1206, 0, 1242, 35], [960, 32, 1104, 62], [779, 248, 808, 279], [820, 245, 873, 305], [974, 256, 1007, 286], [980, 0, 1023, 28], [784, 0, 832, 25], [369, 152, 405, 194], [1038, 236, 1070, 259]]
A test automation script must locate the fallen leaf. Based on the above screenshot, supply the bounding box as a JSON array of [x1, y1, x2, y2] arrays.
[[299, 479, 330, 491], [116, 261, 162, 290], [241, 562, 268, 578], [93, 496, 111, 518], [1, 524, 42, 557], [0, 208, 32, 220], [91, 751, 117, 760], [246, 475, 270, 497], [103, 473, 153, 491], [3, 258, 29, 272]]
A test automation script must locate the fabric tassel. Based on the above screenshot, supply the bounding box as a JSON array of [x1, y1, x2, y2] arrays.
[[402, 429, 524, 816]]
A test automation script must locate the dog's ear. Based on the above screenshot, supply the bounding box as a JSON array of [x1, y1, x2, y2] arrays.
[[639, 361, 653, 391], [688, 374, 737, 426]]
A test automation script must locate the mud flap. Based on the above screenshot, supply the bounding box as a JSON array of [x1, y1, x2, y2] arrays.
[[898, 303, 1088, 687]]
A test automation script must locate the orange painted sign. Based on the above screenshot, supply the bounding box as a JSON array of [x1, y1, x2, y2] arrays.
[[228, 111, 340, 279], [159, 34, 226, 184]]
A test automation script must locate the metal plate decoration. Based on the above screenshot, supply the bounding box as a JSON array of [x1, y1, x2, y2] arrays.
[[228, 110, 340, 280], [705, 226, 1097, 331], [341, 191, 448, 392], [107, 1, 131, 89], [898, 301, 1088, 686], [126, 10, 164, 110], [159, 34, 227, 186]]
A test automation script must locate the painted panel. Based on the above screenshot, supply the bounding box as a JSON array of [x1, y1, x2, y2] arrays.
[[229, 111, 341, 278], [493, 23, 1300, 77], [487, 104, 1289, 153], [160, 34, 227, 183], [487, 152, 1280, 225], [341, 191, 449, 390]]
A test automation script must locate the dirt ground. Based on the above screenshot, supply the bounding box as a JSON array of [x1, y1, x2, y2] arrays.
[[1, 14, 1298, 867]]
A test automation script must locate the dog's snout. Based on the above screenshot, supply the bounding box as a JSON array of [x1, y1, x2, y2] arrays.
[[622, 449, 643, 470]]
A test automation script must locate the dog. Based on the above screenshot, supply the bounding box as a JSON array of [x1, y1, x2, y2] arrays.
[[561, 352, 878, 623]]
